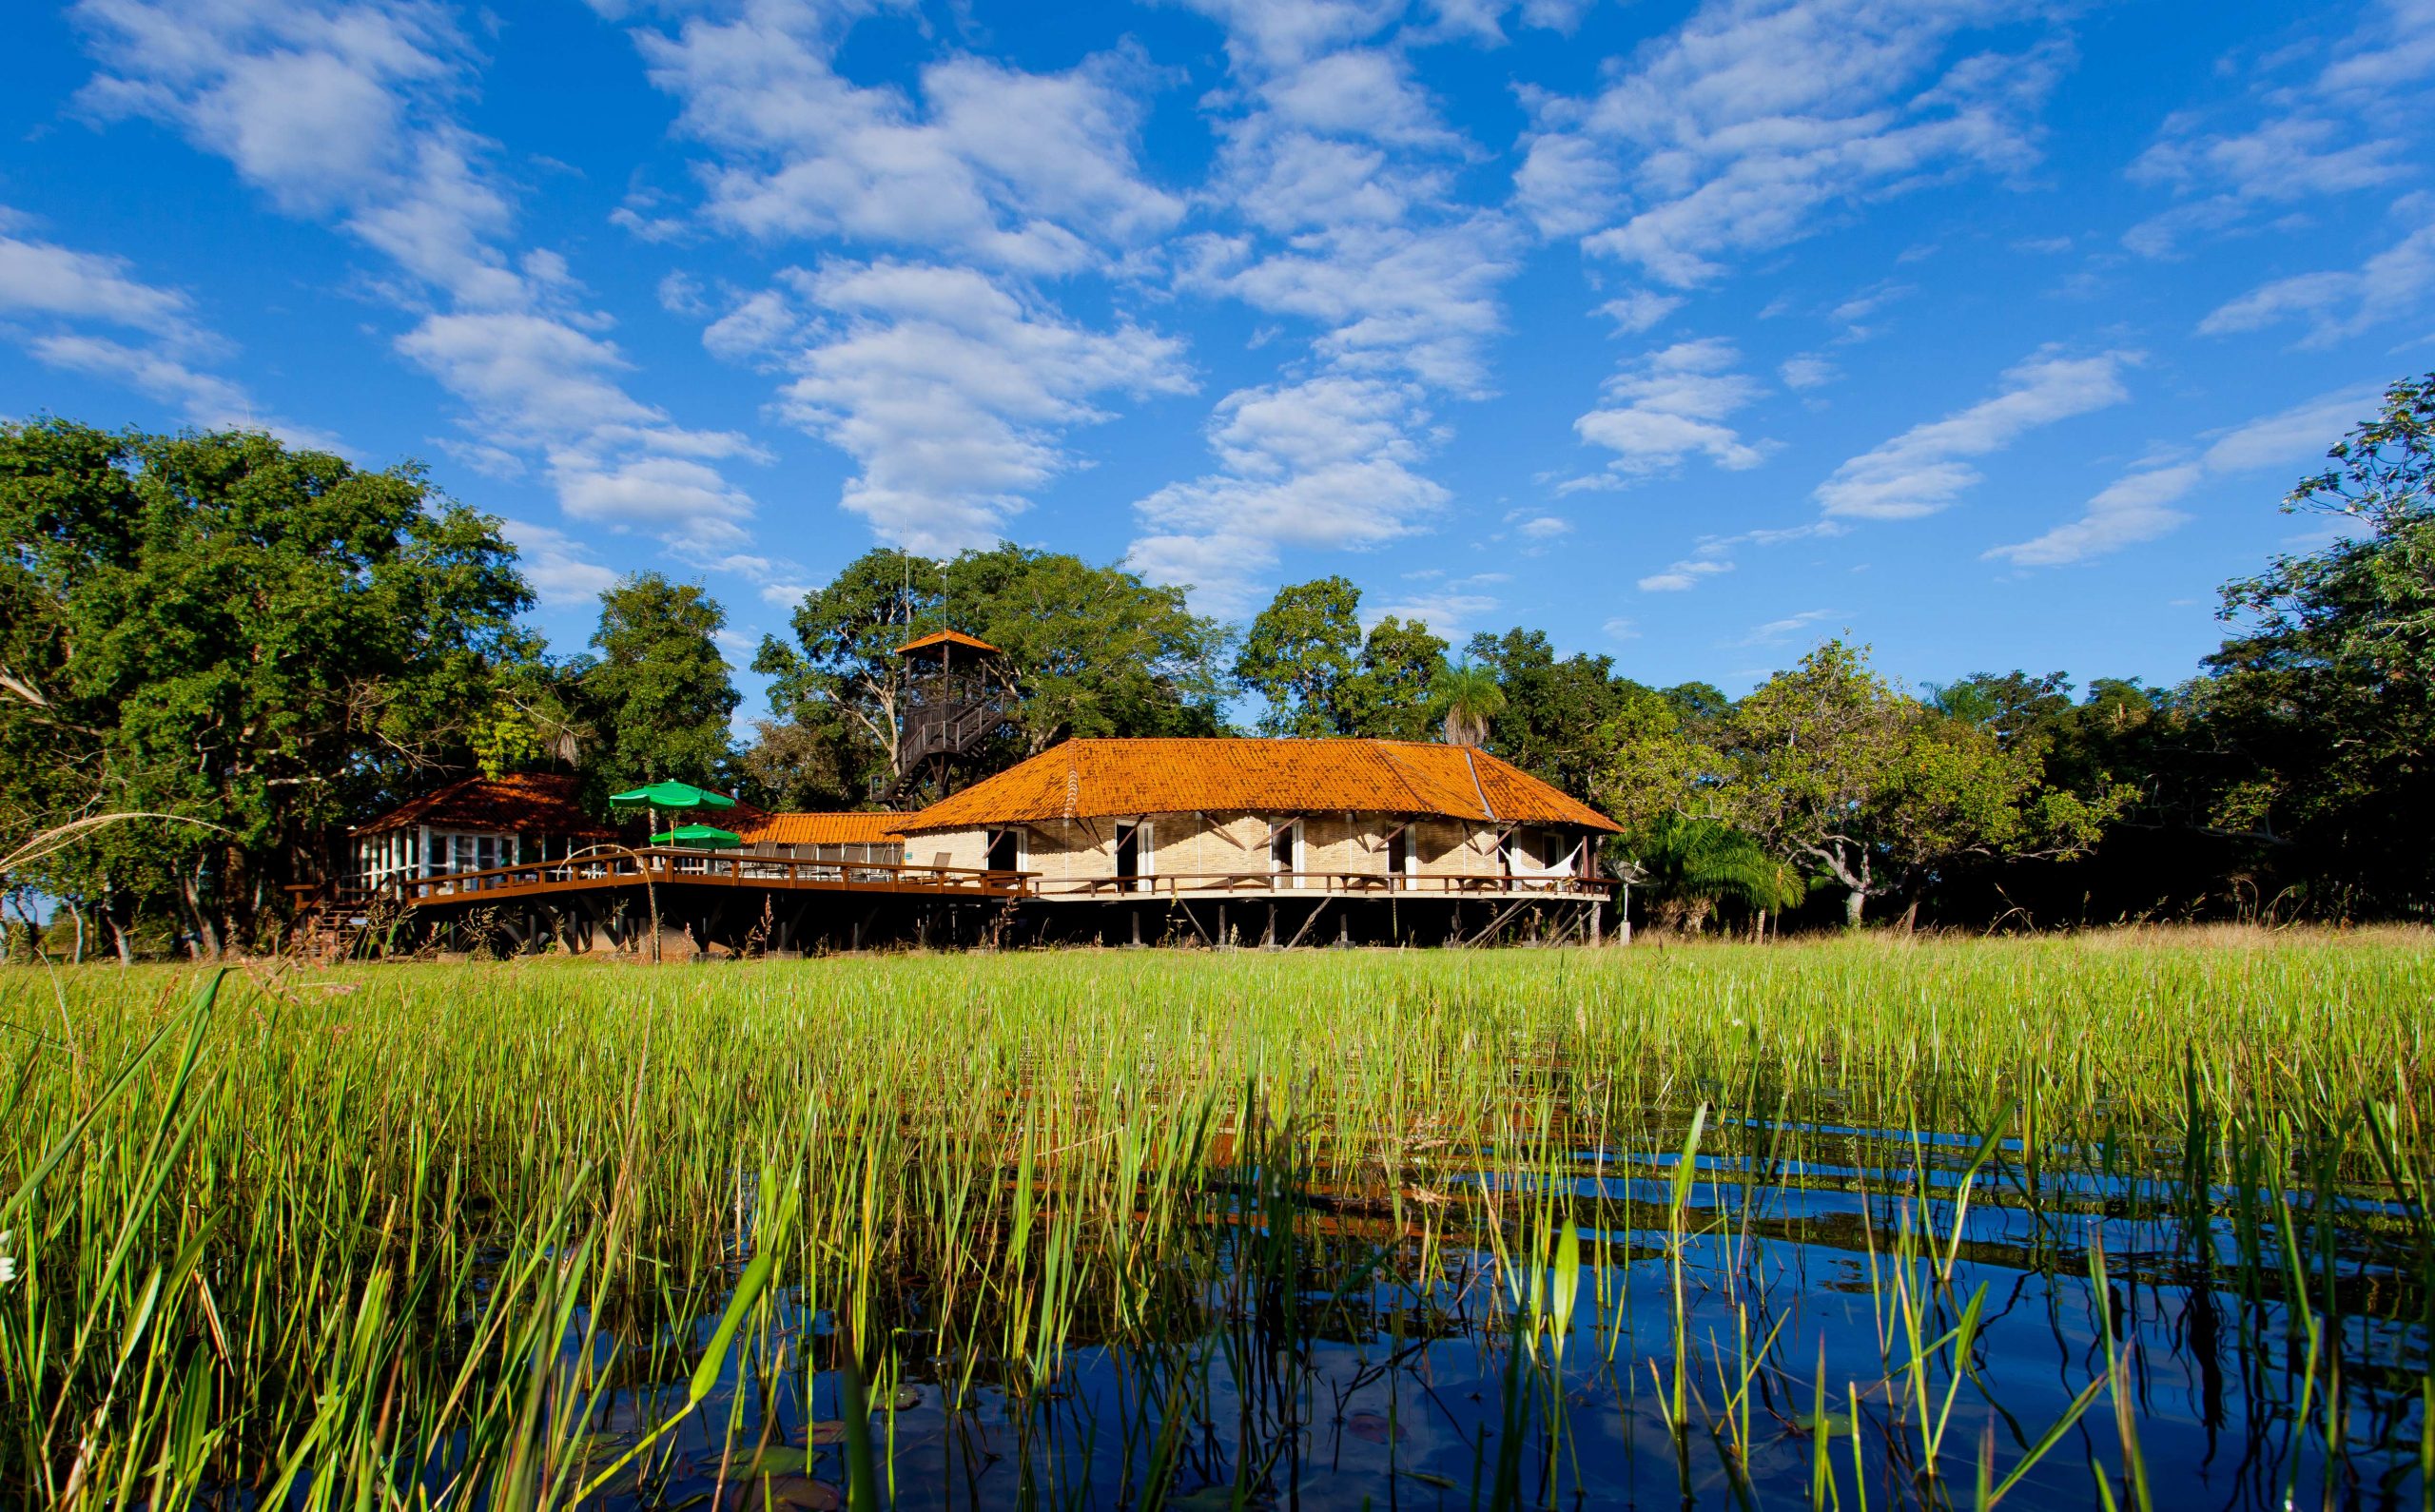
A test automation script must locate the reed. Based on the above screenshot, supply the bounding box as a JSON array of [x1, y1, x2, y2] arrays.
[[0, 933, 2426, 1508]]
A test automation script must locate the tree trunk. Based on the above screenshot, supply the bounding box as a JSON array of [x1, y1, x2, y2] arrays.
[[1898, 898, 1919, 934], [180, 870, 222, 960], [1843, 888, 1866, 929]]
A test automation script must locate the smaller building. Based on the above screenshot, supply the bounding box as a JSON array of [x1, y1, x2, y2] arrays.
[[730, 810, 906, 865], [351, 773, 616, 888]]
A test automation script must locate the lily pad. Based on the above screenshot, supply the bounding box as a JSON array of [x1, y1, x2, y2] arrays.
[[737, 1444, 810, 1476], [724, 1473, 842, 1510], [1345, 1410, 1404, 1444]]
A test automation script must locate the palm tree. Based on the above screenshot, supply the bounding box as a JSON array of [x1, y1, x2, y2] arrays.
[[1608, 815, 1805, 936], [1429, 662, 1506, 747]]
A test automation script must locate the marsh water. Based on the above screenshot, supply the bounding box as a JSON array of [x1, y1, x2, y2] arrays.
[[488, 1099, 2430, 1512]]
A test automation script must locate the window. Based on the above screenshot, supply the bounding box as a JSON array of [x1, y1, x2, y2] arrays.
[[1387, 825, 1412, 883], [985, 827, 1023, 873]]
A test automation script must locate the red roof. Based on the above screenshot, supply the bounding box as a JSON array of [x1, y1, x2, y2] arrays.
[[356, 773, 615, 840], [896, 739, 1618, 833], [731, 811, 907, 846], [894, 630, 1002, 656]]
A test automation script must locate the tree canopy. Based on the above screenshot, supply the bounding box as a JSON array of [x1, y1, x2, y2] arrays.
[[757, 544, 1228, 803], [575, 573, 739, 793], [0, 419, 530, 954]]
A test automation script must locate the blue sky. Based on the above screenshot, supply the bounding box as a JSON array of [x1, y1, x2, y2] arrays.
[[4, 0, 2430, 713]]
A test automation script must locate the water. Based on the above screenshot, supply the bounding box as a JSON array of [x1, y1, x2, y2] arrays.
[[492, 1103, 2431, 1511]]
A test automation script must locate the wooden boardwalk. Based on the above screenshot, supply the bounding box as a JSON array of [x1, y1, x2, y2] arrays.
[[380, 846, 1029, 907]]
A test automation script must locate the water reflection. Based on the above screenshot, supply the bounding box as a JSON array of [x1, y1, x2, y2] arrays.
[[502, 1100, 2428, 1511]]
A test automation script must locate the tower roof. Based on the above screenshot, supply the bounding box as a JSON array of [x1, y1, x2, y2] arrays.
[[894, 630, 1003, 657]]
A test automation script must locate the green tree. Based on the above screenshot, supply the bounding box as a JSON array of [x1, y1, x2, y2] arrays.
[[735, 712, 863, 812], [942, 544, 1229, 750], [1235, 577, 1364, 737], [754, 549, 945, 793], [2194, 371, 2435, 908], [0, 419, 531, 953], [1464, 628, 1653, 796], [1428, 661, 1505, 746], [1590, 685, 1724, 834], [1344, 616, 1449, 739], [1607, 813, 1804, 936], [578, 573, 738, 791], [1720, 642, 2112, 927], [757, 545, 1230, 803]]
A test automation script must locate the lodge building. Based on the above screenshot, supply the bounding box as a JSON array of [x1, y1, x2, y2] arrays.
[[899, 738, 1612, 898], [328, 691, 1619, 952]]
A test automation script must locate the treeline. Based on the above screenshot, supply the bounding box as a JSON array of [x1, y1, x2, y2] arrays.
[[3, 375, 2429, 955]]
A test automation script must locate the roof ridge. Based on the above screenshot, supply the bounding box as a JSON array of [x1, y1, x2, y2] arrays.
[[1462, 747, 1497, 822]]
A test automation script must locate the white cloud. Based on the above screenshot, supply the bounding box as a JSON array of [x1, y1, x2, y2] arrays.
[[1986, 387, 2377, 566], [1520, 0, 2063, 285], [1639, 558, 1733, 592], [1173, 0, 1408, 73], [2196, 221, 2435, 346], [28, 333, 322, 442], [1816, 350, 2133, 520], [1599, 290, 1683, 334], [1179, 213, 1519, 394], [0, 224, 206, 343], [2122, 5, 2435, 258], [628, 6, 1180, 274], [765, 260, 1191, 554], [1368, 584, 1499, 633], [1569, 338, 1768, 488], [501, 517, 619, 608], [0, 217, 318, 438], [1737, 607, 1836, 646], [1638, 518, 1849, 593], [74, 0, 769, 550], [2130, 116, 2411, 206], [1132, 0, 1510, 598], [1779, 355, 1839, 390], [1130, 376, 1446, 613]]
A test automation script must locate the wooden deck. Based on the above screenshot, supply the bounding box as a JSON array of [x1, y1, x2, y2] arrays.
[[290, 847, 1613, 956], [348, 846, 1031, 910], [1023, 870, 1615, 902]]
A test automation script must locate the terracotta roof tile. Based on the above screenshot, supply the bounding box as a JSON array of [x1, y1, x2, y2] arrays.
[[897, 739, 1618, 833], [731, 811, 908, 846], [356, 773, 616, 840]]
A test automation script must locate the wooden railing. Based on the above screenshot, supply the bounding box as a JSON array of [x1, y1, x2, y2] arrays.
[[351, 848, 1034, 905], [1025, 870, 1616, 901]]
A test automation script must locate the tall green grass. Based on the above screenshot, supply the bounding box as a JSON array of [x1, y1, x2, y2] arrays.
[[0, 936, 2427, 1507]]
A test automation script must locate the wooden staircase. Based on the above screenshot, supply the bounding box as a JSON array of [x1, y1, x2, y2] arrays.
[[284, 879, 379, 962]]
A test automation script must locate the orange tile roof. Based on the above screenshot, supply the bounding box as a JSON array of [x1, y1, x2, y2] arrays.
[[356, 772, 616, 840], [894, 630, 1002, 656], [731, 811, 908, 846], [897, 739, 1619, 833]]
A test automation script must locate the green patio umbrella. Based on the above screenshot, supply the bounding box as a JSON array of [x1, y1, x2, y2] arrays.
[[608, 780, 737, 812], [650, 824, 742, 848], [609, 780, 738, 843]]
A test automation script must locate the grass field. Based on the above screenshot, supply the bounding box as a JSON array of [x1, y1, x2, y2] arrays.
[[2, 934, 2429, 1509]]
